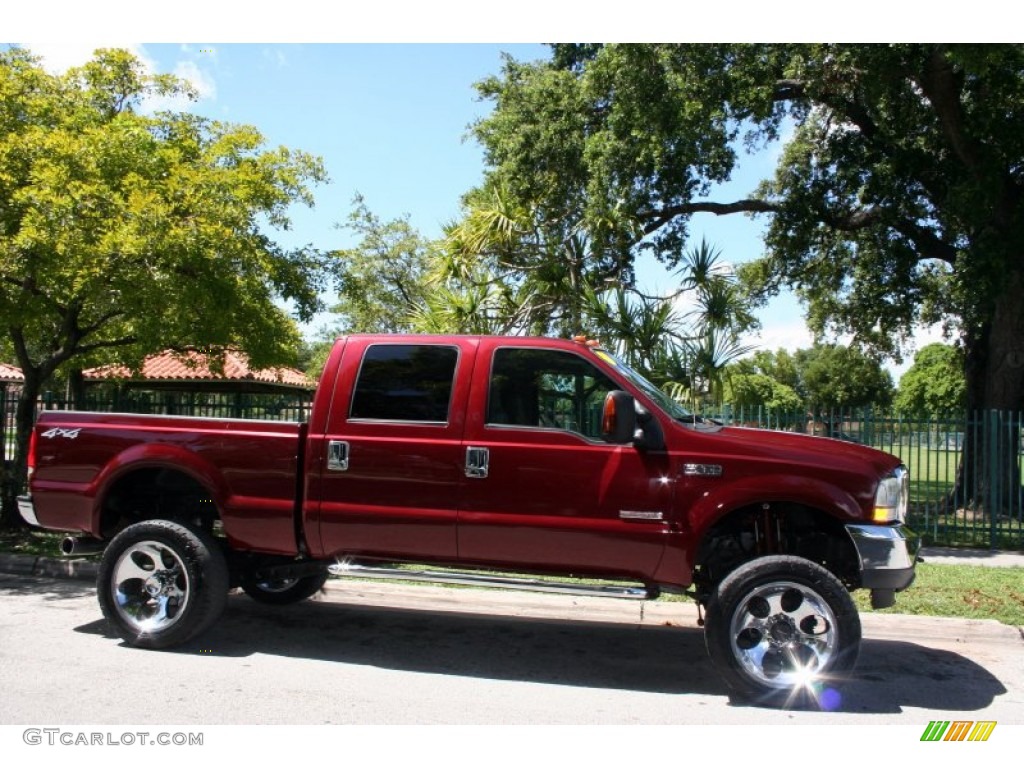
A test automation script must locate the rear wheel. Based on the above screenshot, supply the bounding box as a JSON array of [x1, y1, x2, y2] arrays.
[[241, 570, 329, 605], [97, 520, 229, 649], [704, 555, 860, 707]]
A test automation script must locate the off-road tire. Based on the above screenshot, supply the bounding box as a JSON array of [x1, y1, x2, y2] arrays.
[[240, 570, 329, 605], [97, 520, 229, 649], [704, 554, 861, 707]]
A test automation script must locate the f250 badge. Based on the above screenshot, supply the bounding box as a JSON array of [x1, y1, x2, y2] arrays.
[[41, 428, 82, 439]]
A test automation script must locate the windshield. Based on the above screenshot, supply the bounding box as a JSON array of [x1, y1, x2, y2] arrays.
[[592, 349, 693, 421]]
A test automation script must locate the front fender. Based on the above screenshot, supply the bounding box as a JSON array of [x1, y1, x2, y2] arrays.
[[685, 473, 865, 546]]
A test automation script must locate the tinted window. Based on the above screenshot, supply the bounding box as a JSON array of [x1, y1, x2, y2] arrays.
[[488, 348, 618, 439], [350, 344, 458, 422]]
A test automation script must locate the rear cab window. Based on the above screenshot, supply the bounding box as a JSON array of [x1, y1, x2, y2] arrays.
[[350, 344, 459, 423]]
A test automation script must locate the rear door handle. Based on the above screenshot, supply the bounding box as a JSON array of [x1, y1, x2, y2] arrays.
[[465, 446, 489, 479], [327, 440, 349, 471]]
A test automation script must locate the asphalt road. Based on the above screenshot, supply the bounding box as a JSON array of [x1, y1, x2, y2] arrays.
[[0, 573, 1021, 725]]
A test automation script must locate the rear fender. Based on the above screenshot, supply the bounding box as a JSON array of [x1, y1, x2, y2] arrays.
[[88, 443, 229, 535]]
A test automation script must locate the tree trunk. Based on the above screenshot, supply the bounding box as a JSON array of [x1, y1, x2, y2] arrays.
[[952, 269, 1024, 521], [68, 369, 87, 410], [0, 368, 43, 530]]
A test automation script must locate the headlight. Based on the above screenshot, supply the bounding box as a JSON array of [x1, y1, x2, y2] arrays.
[[873, 465, 909, 523]]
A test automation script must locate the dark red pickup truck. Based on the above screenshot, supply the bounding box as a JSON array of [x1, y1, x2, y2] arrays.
[[20, 334, 918, 704]]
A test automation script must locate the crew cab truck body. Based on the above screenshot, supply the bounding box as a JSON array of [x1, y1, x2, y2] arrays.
[[19, 334, 919, 705]]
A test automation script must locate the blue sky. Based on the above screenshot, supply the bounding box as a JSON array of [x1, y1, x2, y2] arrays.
[[11, 32, 964, 377]]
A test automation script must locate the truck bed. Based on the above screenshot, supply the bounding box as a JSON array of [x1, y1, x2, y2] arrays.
[[30, 411, 305, 555]]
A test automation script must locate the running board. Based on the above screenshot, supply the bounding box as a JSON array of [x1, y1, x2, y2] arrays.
[[328, 559, 656, 600]]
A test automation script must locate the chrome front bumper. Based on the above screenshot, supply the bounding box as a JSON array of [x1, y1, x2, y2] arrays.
[[846, 523, 920, 591]]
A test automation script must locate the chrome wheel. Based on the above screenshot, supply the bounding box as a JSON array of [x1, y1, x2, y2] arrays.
[[110, 540, 191, 633], [728, 580, 838, 690], [252, 577, 299, 593], [704, 555, 861, 706], [98, 520, 228, 649], [240, 569, 329, 605]]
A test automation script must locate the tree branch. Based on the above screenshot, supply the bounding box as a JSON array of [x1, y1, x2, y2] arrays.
[[78, 310, 127, 339], [640, 199, 780, 235], [73, 336, 138, 357], [641, 197, 957, 266], [1, 275, 66, 316], [773, 79, 806, 101], [891, 220, 959, 265], [918, 45, 982, 181]]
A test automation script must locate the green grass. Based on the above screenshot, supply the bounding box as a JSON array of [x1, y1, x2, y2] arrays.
[[0, 529, 65, 558], [853, 561, 1024, 626]]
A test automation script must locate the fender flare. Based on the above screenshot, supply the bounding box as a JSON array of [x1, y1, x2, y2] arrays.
[[685, 473, 864, 555], [87, 443, 230, 535]]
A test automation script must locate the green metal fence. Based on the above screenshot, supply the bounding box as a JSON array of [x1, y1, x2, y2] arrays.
[[710, 406, 1023, 550], [2, 387, 312, 463]]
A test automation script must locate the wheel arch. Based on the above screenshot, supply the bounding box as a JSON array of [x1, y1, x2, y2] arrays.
[[90, 447, 227, 539], [690, 498, 862, 601]]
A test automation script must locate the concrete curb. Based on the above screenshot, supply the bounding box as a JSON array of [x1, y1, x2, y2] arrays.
[[0, 553, 98, 581]]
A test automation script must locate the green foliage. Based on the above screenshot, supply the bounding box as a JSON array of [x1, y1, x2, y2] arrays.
[[296, 336, 334, 381], [796, 344, 894, 411], [0, 47, 328, 524], [328, 196, 431, 334], [722, 371, 801, 411], [895, 343, 967, 416], [435, 179, 623, 336], [723, 344, 892, 412], [471, 44, 1024, 413], [0, 47, 328, 377], [749, 349, 801, 394]]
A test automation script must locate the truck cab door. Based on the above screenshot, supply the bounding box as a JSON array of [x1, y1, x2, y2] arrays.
[[311, 338, 474, 561], [457, 342, 672, 580]]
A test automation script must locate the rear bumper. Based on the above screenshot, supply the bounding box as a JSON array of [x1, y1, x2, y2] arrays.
[[17, 495, 41, 527], [846, 523, 920, 591]]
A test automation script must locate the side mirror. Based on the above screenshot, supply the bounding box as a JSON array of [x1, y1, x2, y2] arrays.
[[601, 391, 636, 444]]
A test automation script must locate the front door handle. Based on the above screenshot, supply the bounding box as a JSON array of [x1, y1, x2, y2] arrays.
[[327, 440, 349, 471], [465, 446, 489, 479]]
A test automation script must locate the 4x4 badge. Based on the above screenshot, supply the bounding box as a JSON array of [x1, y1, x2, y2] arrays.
[[41, 428, 81, 439]]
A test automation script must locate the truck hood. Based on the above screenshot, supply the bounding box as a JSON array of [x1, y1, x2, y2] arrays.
[[674, 421, 901, 480]]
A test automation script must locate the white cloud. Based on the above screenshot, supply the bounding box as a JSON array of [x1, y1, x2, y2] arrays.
[[20, 42, 153, 74], [141, 59, 217, 113], [261, 47, 288, 69], [17, 43, 216, 114], [173, 60, 216, 100], [744, 321, 816, 355]]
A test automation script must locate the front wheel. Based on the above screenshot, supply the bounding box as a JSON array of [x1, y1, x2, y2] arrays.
[[704, 555, 861, 707], [97, 520, 229, 649]]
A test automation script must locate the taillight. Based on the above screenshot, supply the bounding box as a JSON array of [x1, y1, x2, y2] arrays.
[[26, 428, 37, 483]]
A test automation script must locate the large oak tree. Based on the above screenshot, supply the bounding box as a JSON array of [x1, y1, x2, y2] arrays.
[[471, 43, 1024, 509], [0, 48, 328, 525], [474, 44, 1023, 411]]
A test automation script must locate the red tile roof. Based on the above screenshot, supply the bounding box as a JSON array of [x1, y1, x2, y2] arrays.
[[83, 350, 314, 389], [0, 363, 24, 382]]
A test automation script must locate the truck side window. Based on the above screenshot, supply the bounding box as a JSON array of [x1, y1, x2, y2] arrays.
[[350, 344, 459, 423], [488, 348, 618, 440]]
